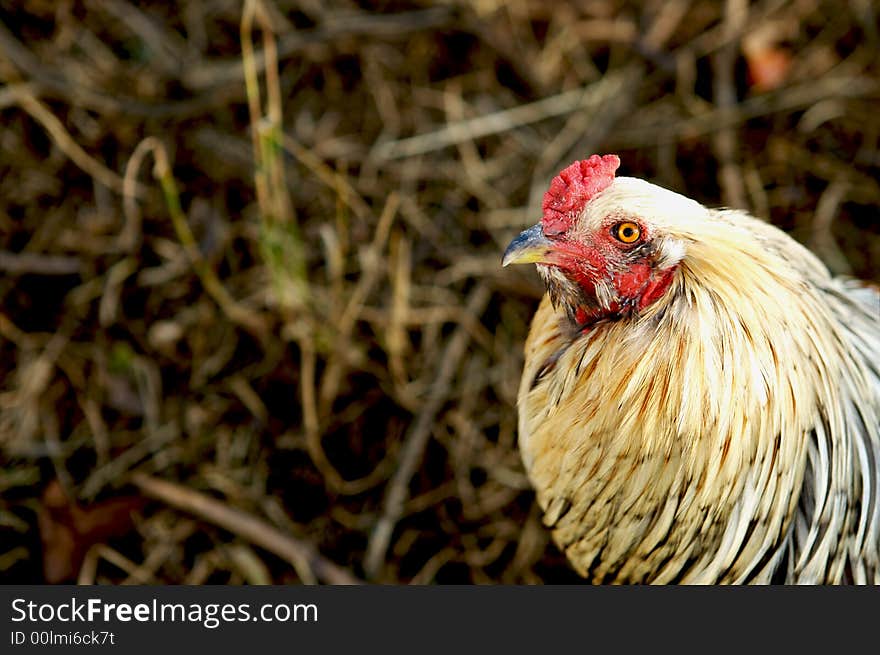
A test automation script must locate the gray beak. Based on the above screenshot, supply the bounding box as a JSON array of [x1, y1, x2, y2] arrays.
[[502, 224, 554, 267]]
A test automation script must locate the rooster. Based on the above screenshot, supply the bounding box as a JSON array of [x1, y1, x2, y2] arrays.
[[503, 154, 880, 584]]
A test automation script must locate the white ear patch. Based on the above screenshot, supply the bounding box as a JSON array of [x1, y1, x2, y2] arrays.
[[655, 238, 686, 268]]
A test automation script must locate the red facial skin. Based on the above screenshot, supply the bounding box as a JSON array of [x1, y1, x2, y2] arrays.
[[543, 225, 677, 329], [539, 155, 676, 327]]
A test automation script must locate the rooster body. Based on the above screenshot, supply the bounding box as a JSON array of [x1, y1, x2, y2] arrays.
[[504, 155, 880, 584]]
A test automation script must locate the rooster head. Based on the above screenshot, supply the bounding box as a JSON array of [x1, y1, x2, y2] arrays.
[[503, 154, 702, 326]]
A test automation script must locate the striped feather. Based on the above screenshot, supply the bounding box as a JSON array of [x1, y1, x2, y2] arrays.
[[517, 185, 880, 584]]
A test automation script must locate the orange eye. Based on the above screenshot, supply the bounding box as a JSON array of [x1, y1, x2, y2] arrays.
[[614, 222, 641, 244]]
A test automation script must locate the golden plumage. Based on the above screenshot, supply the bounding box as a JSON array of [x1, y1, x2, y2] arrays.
[[508, 170, 880, 584]]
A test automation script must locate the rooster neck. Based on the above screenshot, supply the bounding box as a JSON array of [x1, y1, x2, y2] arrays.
[[517, 234, 846, 583], [516, 188, 880, 583]]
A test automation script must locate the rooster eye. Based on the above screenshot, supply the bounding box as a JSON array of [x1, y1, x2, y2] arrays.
[[614, 222, 641, 244]]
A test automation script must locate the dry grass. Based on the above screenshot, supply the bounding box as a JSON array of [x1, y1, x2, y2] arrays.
[[0, 0, 878, 584]]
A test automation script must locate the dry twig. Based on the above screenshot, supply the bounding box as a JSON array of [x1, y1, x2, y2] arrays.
[[130, 473, 362, 585]]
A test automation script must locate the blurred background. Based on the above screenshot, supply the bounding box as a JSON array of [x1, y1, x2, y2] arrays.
[[0, 0, 878, 584]]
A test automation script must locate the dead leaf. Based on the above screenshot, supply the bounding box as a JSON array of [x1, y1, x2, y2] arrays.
[[745, 46, 793, 92], [38, 480, 146, 583]]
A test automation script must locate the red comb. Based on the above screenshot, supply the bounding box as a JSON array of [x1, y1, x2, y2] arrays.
[[541, 154, 620, 235]]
